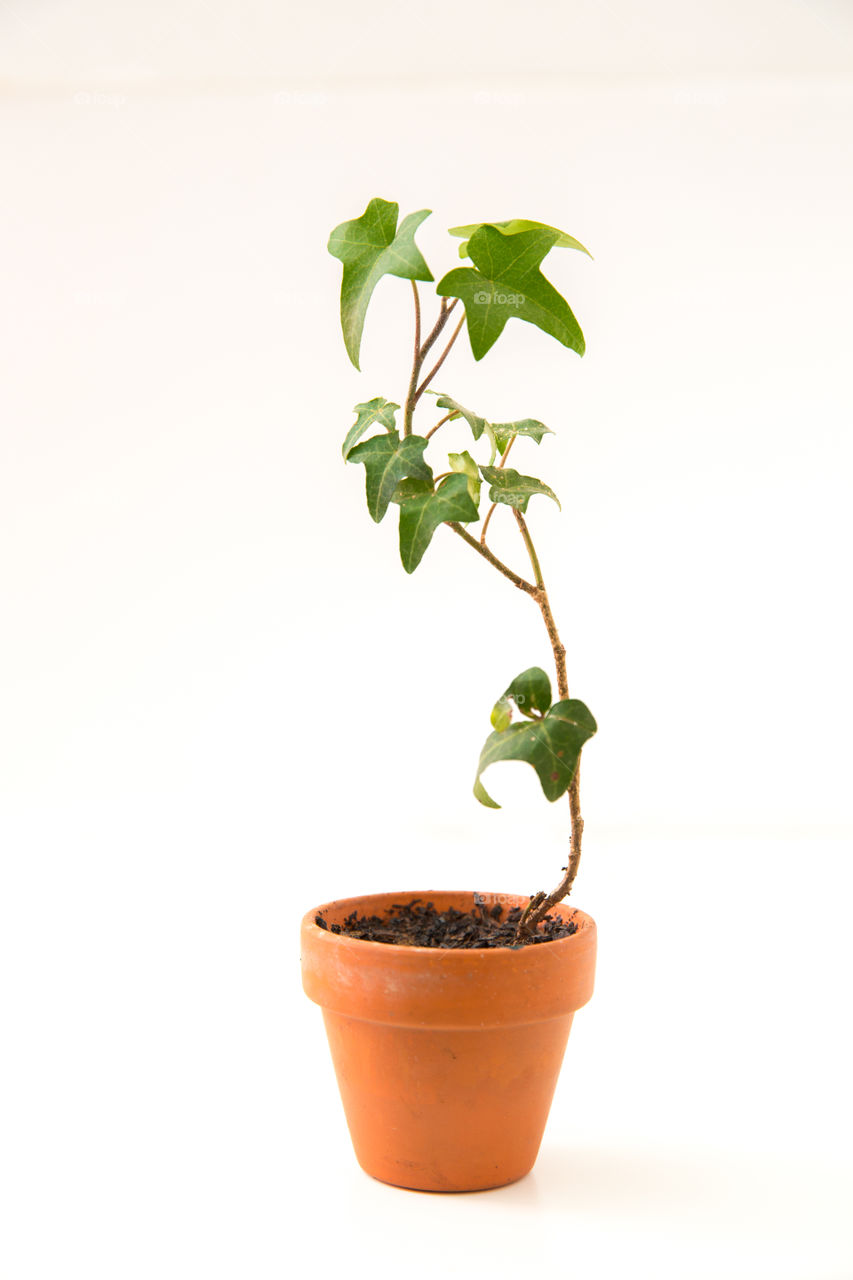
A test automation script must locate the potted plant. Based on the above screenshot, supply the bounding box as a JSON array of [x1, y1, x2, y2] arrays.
[[301, 197, 598, 1192]]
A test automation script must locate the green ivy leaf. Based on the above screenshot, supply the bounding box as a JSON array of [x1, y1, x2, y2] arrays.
[[480, 466, 561, 513], [428, 392, 498, 464], [328, 198, 434, 370], [504, 667, 552, 718], [491, 419, 553, 455], [448, 450, 481, 504], [430, 393, 488, 440], [342, 397, 400, 460], [436, 225, 585, 361], [347, 433, 432, 523], [394, 473, 479, 573], [449, 219, 592, 261], [474, 699, 597, 808]]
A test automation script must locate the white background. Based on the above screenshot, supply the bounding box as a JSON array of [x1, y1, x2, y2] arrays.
[[2, 1, 852, 1276]]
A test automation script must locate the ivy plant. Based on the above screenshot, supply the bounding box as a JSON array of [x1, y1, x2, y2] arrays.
[[328, 196, 597, 940]]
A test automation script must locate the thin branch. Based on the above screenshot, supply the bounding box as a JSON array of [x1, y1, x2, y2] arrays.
[[419, 298, 457, 363], [480, 437, 516, 546], [498, 434, 517, 469], [415, 314, 466, 401], [403, 296, 457, 437], [403, 283, 422, 437], [514, 511, 567, 702], [536, 588, 567, 699], [425, 412, 454, 442], [445, 522, 536, 594], [512, 509, 545, 593], [412, 281, 422, 358], [479, 502, 498, 545]]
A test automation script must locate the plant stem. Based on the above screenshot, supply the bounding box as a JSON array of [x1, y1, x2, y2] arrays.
[[406, 307, 585, 937], [451, 501, 586, 939], [402, 283, 421, 437], [412, 281, 422, 359], [509, 511, 583, 937], [403, 295, 457, 437], [517, 771, 584, 936], [415, 315, 466, 402]]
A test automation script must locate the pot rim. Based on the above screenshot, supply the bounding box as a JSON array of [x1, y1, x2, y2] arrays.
[[301, 888, 597, 1027], [302, 887, 594, 958]]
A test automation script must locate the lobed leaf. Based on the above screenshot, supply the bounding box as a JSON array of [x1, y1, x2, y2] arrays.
[[328, 198, 433, 370], [436, 225, 585, 361], [347, 432, 432, 522], [474, 699, 597, 808], [480, 465, 561, 513], [342, 397, 400, 460], [394, 473, 479, 573], [490, 419, 553, 455]]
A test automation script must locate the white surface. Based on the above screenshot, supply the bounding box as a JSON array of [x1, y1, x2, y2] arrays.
[[1, 2, 852, 1277]]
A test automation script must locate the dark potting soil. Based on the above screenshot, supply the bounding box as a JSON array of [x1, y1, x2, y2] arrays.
[[314, 897, 578, 949]]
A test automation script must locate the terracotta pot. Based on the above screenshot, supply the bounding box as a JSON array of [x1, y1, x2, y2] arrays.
[[300, 889, 596, 1192]]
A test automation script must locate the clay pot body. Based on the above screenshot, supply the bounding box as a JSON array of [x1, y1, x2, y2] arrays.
[[301, 890, 596, 1192]]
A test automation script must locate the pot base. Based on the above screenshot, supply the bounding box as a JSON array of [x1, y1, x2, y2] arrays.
[[324, 1009, 575, 1193]]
